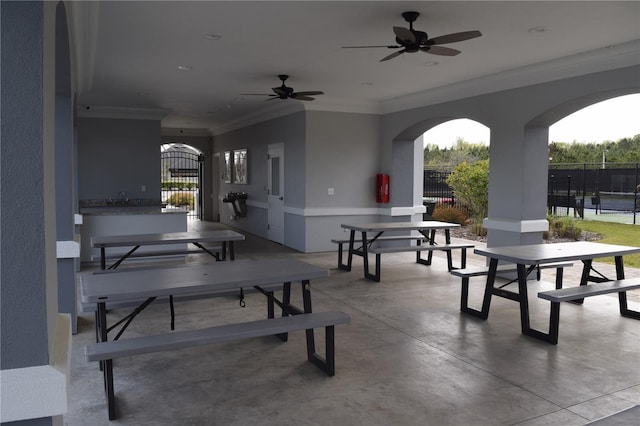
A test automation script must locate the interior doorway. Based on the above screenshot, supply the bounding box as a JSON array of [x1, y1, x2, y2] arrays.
[[267, 143, 285, 244], [161, 143, 203, 219]]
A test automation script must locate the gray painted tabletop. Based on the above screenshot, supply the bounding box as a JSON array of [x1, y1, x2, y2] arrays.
[[81, 258, 329, 303], [475, 242, 640, 264], [341, 221, 460, 232], [91, 229, 245, 248]]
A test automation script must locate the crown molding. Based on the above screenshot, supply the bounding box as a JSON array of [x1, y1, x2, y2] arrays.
[[208, 40, 640, 134], [208, 97, 382, 135], [304, 98, 381, 115], [78, 106, 172, 121], [210, 101, 304, 136], [161, 128, 212, 137], [380, 39, 640, 114]]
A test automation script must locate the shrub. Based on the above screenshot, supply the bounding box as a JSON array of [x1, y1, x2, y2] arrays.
[[546, 216, 582, 240], [162, 181, 198, 190], [432, 206, 468, 225], [470, 221, 487, 237], [445, 160, 489, 221], [563, 226, 583, 240], [166, 192, 194, 209]]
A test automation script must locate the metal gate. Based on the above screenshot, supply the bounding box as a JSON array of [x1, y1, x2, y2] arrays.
[[161, 144, 203, 219]]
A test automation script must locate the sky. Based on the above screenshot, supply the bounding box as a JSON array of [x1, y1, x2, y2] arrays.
[[422, 94, 640, 149]]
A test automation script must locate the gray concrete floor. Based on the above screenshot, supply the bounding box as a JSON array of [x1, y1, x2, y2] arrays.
[[65, 221, 640, 425]]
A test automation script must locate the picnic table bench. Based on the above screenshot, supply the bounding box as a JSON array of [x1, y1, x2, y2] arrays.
[[100, 244, 222, 259], [538, 277, 640, 315], [92, 230, 244, 269], [332, 235, 428, 269], [451, 261, 573, 316]]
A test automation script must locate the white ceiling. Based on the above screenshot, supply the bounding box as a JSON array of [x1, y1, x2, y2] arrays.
[[70, 1, 640, 135]]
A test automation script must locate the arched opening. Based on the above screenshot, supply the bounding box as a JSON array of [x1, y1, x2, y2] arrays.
[[545, 93, 640, 223], [161, 143, 204, 220], [388, 116, 490, 222], [421, 118, 490, 217], [423, 118, 490, 151]]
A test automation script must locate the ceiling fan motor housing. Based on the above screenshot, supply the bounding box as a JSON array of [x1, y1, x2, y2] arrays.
[[401, 11, 420, 24]]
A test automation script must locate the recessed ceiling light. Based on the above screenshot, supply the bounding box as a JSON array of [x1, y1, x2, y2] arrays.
[[177, 65, 193, 71], [528, 26, 547, 33], [203, 33, 222, 40]]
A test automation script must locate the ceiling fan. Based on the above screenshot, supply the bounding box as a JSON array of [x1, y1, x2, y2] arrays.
[[343, 11, 482, 62], [241, 75, 324, 101]]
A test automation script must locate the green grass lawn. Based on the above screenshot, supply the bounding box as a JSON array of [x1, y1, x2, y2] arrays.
[[576, 220, 640, 268]]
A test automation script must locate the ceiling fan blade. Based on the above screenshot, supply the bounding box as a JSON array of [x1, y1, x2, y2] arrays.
[[342, 45, 400, 49], [393, 26, 415, 44], [428, 30, 482, 45], [380, 49, 406, 62], [291, 95, 315, 101], [292, 91, 324, 96], [421, 46, 461, 56], [272, 87, 288, 96]]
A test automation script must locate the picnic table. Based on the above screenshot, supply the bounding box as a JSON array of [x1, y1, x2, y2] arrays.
[[80, 257, 350, 420], [472, 242, 640, 344], [338, 221, 473, 281], [92, 229, 245, 269]]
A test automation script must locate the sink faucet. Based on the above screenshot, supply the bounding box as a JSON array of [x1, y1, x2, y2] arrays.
[[117, 191, 129, 204]]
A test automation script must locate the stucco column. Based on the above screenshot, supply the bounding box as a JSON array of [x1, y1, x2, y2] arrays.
[[390, 138, 425, 221], [484, 125, 550, 247], [1, 2, 71, 423]]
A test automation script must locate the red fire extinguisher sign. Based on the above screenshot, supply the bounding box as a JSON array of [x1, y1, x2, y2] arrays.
[[376, 174, 390, 203]]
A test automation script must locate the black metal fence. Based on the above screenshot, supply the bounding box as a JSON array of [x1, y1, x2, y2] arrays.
[[423, 169, 455, 201], [549, 163, 639, 219], [424, 163, 640, 223]]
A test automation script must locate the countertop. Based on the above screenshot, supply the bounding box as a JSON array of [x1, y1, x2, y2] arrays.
[[79, 206, 188, 215]]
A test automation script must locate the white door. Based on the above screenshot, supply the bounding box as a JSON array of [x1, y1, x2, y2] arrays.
[[267, 143, 285, 244]]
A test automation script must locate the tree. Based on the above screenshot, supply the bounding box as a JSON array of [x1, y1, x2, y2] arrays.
[[548, 134, 640, 164], [446, 160, 489, 220], [424, 138, 489, 170]]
